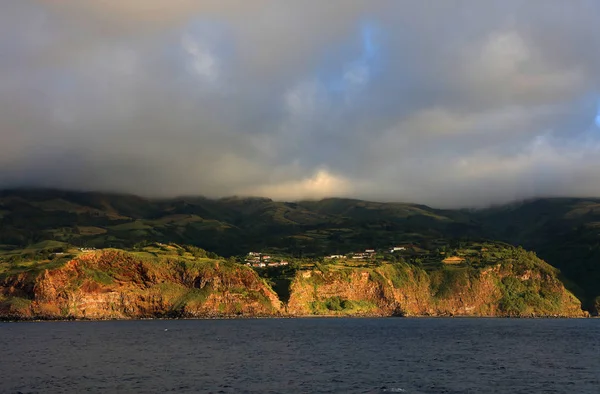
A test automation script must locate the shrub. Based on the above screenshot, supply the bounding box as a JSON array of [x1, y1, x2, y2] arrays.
[[431, 267, 474, 299], [309, 297, 377, 314], [7, 297, 32, 311], [498, 276, 528, 315], [325, 296, 344, 311], [499, 294, 527, 315], [84, 268, 114, 285]]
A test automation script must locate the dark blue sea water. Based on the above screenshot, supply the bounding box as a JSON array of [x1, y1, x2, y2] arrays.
[[0, 318, 598, 393]]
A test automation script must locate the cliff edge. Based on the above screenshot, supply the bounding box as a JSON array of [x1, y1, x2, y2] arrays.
[[0, 249, 281, 320], [0, 245, 586, 319], [287, 253, 585, 317]]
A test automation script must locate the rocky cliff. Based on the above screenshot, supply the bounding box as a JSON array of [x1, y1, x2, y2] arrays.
[[286, 260, 585, 317], [0, 250, 281, 320], [0, 248, 586, 320]]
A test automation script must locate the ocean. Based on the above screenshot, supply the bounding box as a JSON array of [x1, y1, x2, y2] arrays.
[[0, 318, 598, 393]]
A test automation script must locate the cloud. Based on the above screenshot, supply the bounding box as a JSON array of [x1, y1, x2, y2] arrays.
[[461, 30, 586, 107], [1, 1, 600, 207], [181, 34, 220, 83], [30, 1, 265, 32], [242, 169, 353, 201]]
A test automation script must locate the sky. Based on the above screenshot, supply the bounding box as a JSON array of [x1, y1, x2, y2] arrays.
[[1, 0, 600, 208]]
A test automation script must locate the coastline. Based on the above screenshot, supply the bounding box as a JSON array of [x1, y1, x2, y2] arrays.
[[1, 313, 592, 323]]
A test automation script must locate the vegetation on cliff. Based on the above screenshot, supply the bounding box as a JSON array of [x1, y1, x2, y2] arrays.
[[0, 244, 281, 320], [285, 243, 584, 317], [0, 241, 585, 319]]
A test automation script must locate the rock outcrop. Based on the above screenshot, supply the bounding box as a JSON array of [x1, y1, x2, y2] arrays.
[[286, 262, 586, 317], [0, 250, 281, 320]]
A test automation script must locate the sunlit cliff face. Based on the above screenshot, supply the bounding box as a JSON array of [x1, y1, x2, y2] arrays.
[[1, 1, 600, 207]]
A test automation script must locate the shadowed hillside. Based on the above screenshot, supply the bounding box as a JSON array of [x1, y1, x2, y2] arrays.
[[476, 198, 600, 311]]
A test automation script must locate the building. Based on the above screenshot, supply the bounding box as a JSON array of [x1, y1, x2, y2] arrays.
[[390, 246, 406, 252]]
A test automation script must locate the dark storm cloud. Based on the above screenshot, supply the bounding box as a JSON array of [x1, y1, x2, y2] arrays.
[[1, 0, 600, 207]]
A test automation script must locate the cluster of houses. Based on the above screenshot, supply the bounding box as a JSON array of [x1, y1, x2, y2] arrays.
[[351, 249, 376, 260], [79, 247, 97, 252], [242, 244, 471, 268], [243, 245, 411, 268], [245, 252, 289, 268], [325, 246, 408, 261]]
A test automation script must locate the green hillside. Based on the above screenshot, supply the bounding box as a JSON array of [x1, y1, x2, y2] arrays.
[[0, 189, 598, 312], [476, 198, 600, 311]]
